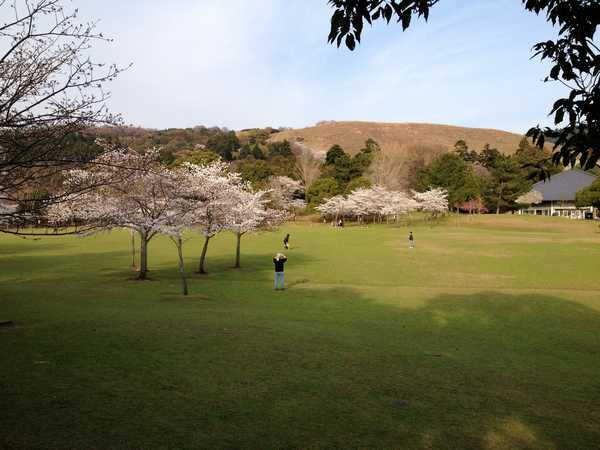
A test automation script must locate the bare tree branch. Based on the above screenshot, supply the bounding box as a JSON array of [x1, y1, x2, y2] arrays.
[[0, 0, 128, 232]]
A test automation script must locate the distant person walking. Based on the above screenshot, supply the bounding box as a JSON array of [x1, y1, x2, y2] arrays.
[[273, 253, 287, 290], [408, 231, 415, 249], [283, 233, 290, 249]]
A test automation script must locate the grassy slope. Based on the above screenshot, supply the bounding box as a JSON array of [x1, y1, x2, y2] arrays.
[[270, 121, 525, 156], [1, 216, 600, 449]]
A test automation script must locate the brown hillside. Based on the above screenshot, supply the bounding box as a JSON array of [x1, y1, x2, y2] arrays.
[[269, 121, 526, 158]]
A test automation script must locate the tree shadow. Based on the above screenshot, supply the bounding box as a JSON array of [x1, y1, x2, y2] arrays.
[[0, 250, 128, 281], [180, 251, 315, 280], [293, 288, 600, 449], [211, 288, 599, 449]]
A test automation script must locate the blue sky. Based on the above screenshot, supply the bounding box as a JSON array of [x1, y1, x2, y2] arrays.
[[77, 0, 565, 133]]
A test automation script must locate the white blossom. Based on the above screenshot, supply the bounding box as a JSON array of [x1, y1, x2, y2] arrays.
[[48, 148, 193, 279], [315, 185, 445, 222], [516, 190, 543, 205], [226, 187, 287, 268], [269, 176, 305, 211], [412, 188, 449, 216], [315, 195, 351, 218]]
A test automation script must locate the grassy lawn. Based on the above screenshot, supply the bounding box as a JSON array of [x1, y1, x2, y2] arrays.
[[1, 215, 599, 449]]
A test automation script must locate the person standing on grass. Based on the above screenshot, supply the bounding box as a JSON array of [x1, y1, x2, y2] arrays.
[[273, 253, 287, 290], [408, 231, 415, 249], [283, 233, 290, 249]]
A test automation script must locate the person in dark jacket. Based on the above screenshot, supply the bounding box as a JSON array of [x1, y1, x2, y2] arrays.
[[408, 231, 415, 249], [273, 253, 287, 290], [283, 233, 290, 249]]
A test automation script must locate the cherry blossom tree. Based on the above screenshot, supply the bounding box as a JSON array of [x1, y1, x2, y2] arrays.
[[316, 186, 436, 224], [345, 186, 391, 222], [0, 0, 126, 230], [269, 176, 306, 219], [48, 148, 180, 280], [48, 154, 290, 292], [181, 162, 243, 274], [315, 195, 350, 222], [155, 203, 198, 296], [344, 188, 371, 222], [226, 188, 287, 268], [412, 188, 449, 218], [516, 190, 543, 205], [369, 186, 392, 222], [382, 191, 420, 222], [458, 198, 488, 214]]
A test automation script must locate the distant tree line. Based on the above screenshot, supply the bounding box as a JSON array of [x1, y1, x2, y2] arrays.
[[12, 116, 585, 225], [414, 139, 562, 214]]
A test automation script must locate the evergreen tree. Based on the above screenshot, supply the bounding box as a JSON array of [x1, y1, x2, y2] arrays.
[[267, 140, 293, 158], [239, 144, 253, 159], [322, 144, 352, 187], [325, 144, 347, 165], [237, 160, 274, 189], [416, 153, 482, 210], [454, 140, 478, 163], [514, 138, 561, 181], [350, 139, 379, 179], [207, 130, 240, 161], [345, 176, 372, 193], [252, 144, 266, 160], [575, 179, 600, 209], [478, 144, 501, 168], [306, 177, 340, 209], [483, 155, 527, 214]]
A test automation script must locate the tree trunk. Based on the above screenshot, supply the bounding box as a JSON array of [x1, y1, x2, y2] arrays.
[[138, 231, 148, 280], [130, 230, 137, 270], [497, 185, 503, 214], [176, 237, 188, 296], [234, 232, 242, 268], [198, 235, 211, 274]]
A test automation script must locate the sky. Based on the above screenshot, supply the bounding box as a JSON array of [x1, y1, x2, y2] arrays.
[[76, 0, 566, 134]]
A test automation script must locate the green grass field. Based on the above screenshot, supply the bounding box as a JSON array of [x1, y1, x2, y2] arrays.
[[1, 215, 599, 449]]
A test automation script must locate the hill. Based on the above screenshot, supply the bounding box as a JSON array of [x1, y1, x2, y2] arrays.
[[269, 121, 527, 158]]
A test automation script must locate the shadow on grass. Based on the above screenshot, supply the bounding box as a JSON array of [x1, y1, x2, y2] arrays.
[[0, 240, 66, 256], [0, 239, 314, 284], [212, 288, 599, 450]]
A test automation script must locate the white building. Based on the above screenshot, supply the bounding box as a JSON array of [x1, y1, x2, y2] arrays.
[[519, 169, 597, 219]]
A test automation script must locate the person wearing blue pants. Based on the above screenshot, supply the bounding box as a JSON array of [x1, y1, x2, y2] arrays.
[[273, 253, 287, 290]]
